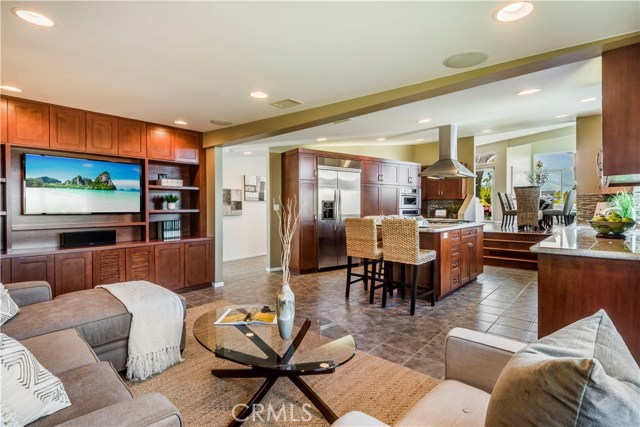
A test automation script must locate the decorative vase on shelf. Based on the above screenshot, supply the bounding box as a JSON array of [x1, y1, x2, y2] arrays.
[[276, 283, 295, 340], [167, 202, 176, 210], [275, 196, 301, 340]]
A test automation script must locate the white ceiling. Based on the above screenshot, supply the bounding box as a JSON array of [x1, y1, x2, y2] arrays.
[[1, 1, 638, 144]]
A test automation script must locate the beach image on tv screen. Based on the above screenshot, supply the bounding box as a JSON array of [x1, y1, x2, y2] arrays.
[[24, 154, 141, 214]]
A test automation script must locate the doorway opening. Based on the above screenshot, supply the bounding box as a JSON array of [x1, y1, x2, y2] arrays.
[[476, 168, 494, 222]]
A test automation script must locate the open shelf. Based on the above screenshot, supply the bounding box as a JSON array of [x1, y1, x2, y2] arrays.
[[148, 185, 199, 191], [12, 221, 147, 231], [148, 209, 200, 214]]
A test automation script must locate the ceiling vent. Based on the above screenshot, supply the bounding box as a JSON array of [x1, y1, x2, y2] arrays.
[[210, 119, 233, 126], [332, 118, 352, 125], [270, 98, 302, 109]]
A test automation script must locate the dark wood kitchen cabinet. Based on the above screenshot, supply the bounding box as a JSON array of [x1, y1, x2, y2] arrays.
[[460, 228, 481, 284], [86, 113, 119, 155], [602, 43, 640, 177], [361, 160, 403, 186], [361, 184, 399, 216], [54, 252, 92, 296], [422, 176, 467, 200], [49, 106, 86, 152], [7, 98, 49, 148], [397, 164, 421, 187]]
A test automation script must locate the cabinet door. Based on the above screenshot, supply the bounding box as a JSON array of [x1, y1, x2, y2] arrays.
[[118, 119, 146, 158], [397, 165, 410, 186], [87, 113, 118, 155], [185, 241, 211, 286], [380, 186, 399, 215], [54, 252, 92, 296], [1, 98, 7, 143], [147, 125, 174, 161], [93, 249, 126, 286], [126, 246, 155, 282], [361, 160, 381, 184], [460, 235, 471, 284], [11, 255, 54, 285], [410, 166, 421, 187], [602, 44, 640, 176], [442, 178, 467, 199], [174, 130, 199, 164], [154, 243, 184, 289], [380, 162, 398, 185], [49, 106, 86, 151], [7, 98, 49, 147], [361, 183, 381, 217], [298, 153, 316, 180], [1, 258, 10, 284], [298, 180, 317, 271], [422, 178, 442, 200]]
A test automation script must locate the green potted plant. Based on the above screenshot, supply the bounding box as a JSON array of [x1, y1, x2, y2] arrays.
[[164, 194, 180, 210]]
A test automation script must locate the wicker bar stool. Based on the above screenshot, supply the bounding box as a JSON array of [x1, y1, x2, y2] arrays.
[[344, 218, 383, 301], [381, 218, 436, 315]]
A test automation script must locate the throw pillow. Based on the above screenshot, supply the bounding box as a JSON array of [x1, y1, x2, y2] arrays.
[[0, 284, 19, 325], [485, 309, 640, 427], [0, 333, 71, 426]]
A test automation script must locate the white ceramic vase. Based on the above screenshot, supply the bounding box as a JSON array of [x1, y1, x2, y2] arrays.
[[276, 282, 295, 339], [167, 202, 176, 210]]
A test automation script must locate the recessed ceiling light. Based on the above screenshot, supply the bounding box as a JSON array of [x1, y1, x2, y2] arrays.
[[174, 120, 188, 125], [555, 114, 569, 118], [376, 138, 386, 142], [250, 91, 268, 99], [316, 137, 327, 142], [579, 97, 598, 103], [418, 118, 432, 124], [443, 51, 490, 69], [517, 88, 541, 96], [12, 8, 55, 27], [416, 138, 424, 142], [493, 2, 534, 22], [243, 151, 252, 155], [0, 85, 22, 93], [481, 129, 492, 133]]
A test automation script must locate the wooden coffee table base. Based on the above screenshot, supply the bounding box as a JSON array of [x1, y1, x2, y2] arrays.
[[212, 367, 338, 427]]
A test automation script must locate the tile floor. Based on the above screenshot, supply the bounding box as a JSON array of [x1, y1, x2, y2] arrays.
[[181, 256, 538, 379]]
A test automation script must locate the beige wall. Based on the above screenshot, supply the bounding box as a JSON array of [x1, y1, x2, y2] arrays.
[[277, 143, 417, 163], [413, 141, 439, 166], [575, 115, 603, 194]]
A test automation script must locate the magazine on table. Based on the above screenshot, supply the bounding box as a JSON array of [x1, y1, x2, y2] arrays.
[[214, 306, 277, 325]]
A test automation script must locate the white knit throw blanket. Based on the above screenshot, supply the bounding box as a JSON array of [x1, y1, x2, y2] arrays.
[[98, 281, 184, 381]]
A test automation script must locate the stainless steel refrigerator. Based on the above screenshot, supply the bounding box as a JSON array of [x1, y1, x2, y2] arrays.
[[317, 157, 362, 270]]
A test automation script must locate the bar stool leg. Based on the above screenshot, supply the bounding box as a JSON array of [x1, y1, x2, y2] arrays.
[[410, 264, 418, 315], [363, 258, 369, 292], [400, 265, 406, 300], [382, 261, 392, 308], [345, 256, 353, 299]]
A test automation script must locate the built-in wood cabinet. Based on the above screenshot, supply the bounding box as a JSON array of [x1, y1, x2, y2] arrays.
[[126, 246, 155, 282], [7, 98, 49, 147], [93, 249, 126, 286], [147, 125, 174, 161], [154, 243, 185, 289], [602, 43, 640, 177], [49, 106, 86, 151], [460, 228, 480, 284], [185, 240, 210, 287], [174, 130, 200, 164], [118, 118, 146, 158], [361, 160, 416, 186], [1, 98, 8, 144], [54, 252, 92, 296], [10, 255, 54, 285], [86, 113, 119, 155], [422, 175, 467, 200]]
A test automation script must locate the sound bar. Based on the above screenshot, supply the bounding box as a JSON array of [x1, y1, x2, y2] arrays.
[[61, 230, 116, 248]]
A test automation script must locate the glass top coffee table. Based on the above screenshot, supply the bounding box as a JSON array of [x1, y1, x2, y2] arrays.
[[193, 306, 357, 427]]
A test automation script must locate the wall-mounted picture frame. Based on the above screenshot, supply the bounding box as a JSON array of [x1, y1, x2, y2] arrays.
[[223, 189, 243, 216], [244, 175, 266, 201]]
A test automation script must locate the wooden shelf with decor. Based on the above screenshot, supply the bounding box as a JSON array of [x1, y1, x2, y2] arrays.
[[0, 95, 212, 294]]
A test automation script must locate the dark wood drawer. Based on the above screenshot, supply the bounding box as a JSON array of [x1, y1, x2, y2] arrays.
[[451, 269, 461, 289], [462, 228, 478, 237], [450, 231, 460, 241], [451, 254, 460, 270], [451, 244, 460, 255]]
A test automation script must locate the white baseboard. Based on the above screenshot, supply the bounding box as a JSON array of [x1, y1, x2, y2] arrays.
[[213, 281, 224, 288], [266, 266, 282, 272], [222, 253, 267, 262]]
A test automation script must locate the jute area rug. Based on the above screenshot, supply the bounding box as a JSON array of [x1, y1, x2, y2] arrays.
[[128, 301, 440, 427]]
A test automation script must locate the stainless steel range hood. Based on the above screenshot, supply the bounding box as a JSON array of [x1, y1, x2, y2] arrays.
[[420, 124, 474, 179]]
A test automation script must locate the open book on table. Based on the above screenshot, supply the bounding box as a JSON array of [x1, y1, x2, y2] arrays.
[[214, 306, 277, 326]]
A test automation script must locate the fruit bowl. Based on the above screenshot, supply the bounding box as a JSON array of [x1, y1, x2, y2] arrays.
[[587, 219, 636, 238]]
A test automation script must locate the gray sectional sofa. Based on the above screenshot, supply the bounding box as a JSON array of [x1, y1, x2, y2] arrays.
[[3, 281, 185, 427]]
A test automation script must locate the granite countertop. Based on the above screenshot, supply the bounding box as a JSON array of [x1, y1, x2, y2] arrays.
[[418, 222, 485, 233], [530, 225, 640, 261]]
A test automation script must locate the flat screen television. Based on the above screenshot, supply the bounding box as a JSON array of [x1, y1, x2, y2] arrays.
[[23, 153, 142, 214]]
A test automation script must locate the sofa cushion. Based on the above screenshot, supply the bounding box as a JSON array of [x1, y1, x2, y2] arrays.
[[21, 329, 99, 376], [1, 333, 71, 427], [397, 380, 490, 427], [27, 362, 133, 427], [2, 288, 131, 347], [485, 309, 640, 427], [1, 283, 20, 325]]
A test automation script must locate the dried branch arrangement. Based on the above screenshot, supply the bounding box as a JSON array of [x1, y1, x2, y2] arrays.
[[275, 196, 302, 284]]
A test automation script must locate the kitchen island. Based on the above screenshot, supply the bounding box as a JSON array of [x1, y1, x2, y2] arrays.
[[531, 226, 640, 362], [383, 220, 484, 300]]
